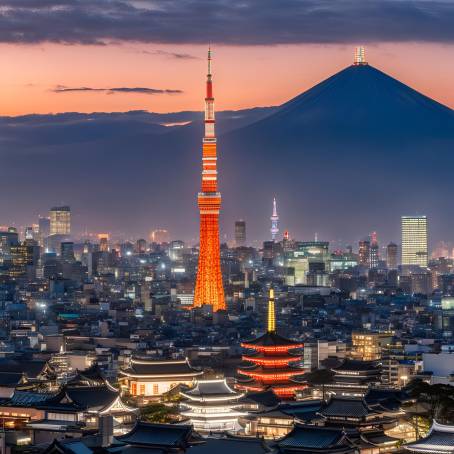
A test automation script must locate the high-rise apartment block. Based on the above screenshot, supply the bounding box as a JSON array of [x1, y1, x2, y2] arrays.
[[234, 220, 246, 247], [50, 206, 71, 236], [401, 216, 428, 267]]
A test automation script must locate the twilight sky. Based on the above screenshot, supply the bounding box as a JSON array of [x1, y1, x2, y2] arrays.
[[0, 0, 453, 116], [1, 0, 454, 247]]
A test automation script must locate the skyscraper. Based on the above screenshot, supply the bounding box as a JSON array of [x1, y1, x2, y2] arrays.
[[387, 242, 398, 269], [234, 220, 246, 247], [193, 49, 225, 312], [401, 216, 428, 267], [50, 206, 71, 236], [369, 232, 379, 269], [270, 197, 279, 241], [358, 239, 370, 267]]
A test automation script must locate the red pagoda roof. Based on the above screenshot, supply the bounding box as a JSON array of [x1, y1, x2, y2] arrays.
[[242, 331, 304, 348]]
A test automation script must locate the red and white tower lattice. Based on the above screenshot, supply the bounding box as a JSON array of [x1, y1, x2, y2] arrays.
[[193, 48, 226, 312]]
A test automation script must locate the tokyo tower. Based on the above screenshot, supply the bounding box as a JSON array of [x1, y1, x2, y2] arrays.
[[193, 49, 225, 312]]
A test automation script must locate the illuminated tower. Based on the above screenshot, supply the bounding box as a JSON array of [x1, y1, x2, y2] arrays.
[[193, 49, 225, 312], [270, 197, 279, 241], [354, 46, 367, 65]]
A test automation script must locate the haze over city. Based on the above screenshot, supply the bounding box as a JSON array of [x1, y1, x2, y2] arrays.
[[0, 1, 453, 247], [2, 2, 454, 453]]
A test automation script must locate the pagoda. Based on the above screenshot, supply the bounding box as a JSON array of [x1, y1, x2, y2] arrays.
[[237, 289, 306, 399], [180, 379, 246, 433]]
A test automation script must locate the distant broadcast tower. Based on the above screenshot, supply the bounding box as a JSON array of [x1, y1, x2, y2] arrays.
[[354, 46, 367, 65], [270, 197, 279, 241]]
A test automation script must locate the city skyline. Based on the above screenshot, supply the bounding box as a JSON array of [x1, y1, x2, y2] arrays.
[[0, 2, 453, 251], [1, 4, 454, 451]]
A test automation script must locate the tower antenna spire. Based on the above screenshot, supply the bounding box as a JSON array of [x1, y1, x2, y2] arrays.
[[354, 46, 367, 66], [270, 197, 279, 241]]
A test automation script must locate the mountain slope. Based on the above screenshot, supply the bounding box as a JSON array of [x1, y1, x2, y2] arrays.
[[0, 64, 452, 244]]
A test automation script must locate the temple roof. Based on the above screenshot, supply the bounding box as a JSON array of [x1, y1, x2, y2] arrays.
[[116, 421, 196, 448], [242, 389, 280, 408], [242, 331, 304, 348], [238, 365, 305, 375], [67, 363, 108, 386], [120, 358, 202, 377], [182, 379, 243, 399], [320, 397, 377, 418], [41, 439, 93, 454], [405, 420, 454, 453], [333, 359, 381, 373], [7, 389, 56, 406], [277, 424, 353, 452], [188, 437, 270, 454], [364, 388, 412, 412], [63, 385, 119, 410], [0, 358, 48, 379], [0, 371, 24, 386]]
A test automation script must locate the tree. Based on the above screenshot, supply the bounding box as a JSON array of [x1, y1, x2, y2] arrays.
[[140, 403, 179, 423], [406, 379, 454, 425]]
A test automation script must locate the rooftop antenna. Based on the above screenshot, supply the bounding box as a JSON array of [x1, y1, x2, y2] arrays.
[[354, 46, 367, 66]]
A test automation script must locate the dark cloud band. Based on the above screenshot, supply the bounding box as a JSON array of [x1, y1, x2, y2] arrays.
[[52, 85, 183, 95], [0, 0, 452, 45]]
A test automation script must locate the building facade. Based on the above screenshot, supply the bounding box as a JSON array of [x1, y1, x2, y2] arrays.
[[49, 206, 71, 236], [401, 216, 428, 267]]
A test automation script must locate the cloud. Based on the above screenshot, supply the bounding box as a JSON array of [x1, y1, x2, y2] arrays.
[[52, 85, 183, 95], [0, 0, 452, 45], [142, 49, 199, 60]]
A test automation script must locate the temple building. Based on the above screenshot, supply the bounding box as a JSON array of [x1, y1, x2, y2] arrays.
[[0, 365, 137, 439], [119, 357, 203, 403], [237, 289, 306, 399], [322, 359, 382, 397], [404, 421, 454, 453], [180, 379, 246, 433], [275, 424, 357, 453]]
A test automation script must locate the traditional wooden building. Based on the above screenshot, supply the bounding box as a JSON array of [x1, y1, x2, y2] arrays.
[[180, 379, 246, 433], [404, 420, 454, 453], [0, 365, 137, 439], [119, 357, 203, 402], [275, 424, 357, 453], [323, 359, 382, 397], [237, 289, 306, 399]]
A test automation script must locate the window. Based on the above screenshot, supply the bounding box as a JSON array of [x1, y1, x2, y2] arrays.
[[153, 384, 159, 395], [131, 383, 137, 395], [140, 384, 145, 396]]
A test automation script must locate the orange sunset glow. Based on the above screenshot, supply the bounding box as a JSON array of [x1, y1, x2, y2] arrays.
[[1, 42, 453, 116]]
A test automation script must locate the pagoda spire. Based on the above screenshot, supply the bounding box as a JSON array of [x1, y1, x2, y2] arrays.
[[267, 288, 276, 333]]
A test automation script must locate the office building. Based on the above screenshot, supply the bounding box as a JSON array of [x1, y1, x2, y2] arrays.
[[150, 229, 169, 244], [50, 206, 71, 236], [401, 215, 428, 267], [351, 331, 393, 361], [234, 220, 246, 247], [386, 242, 398, 269], [358, 240, 370, 267], [369, 232, 379, 269]]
